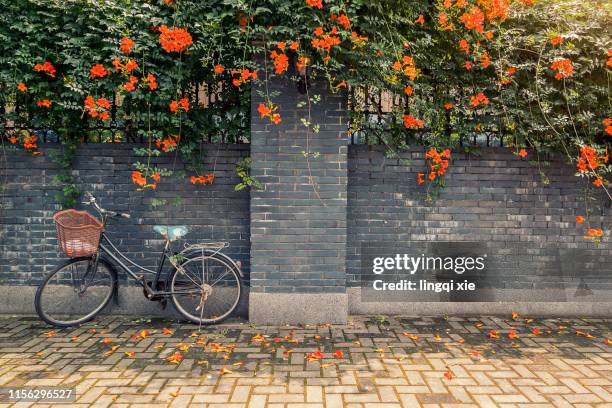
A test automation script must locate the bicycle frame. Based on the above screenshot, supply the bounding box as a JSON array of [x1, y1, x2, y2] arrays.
[[98, 232, 173, 297]]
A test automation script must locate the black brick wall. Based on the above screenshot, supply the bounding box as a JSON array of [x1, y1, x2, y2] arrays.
[[347, 145, 612, 290], [0, 143, 250, 285], [249, 74, 348, 294], [1, 124, 610, 294]]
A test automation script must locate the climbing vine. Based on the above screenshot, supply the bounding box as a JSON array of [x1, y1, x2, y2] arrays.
[[0, 0, 610, 236]]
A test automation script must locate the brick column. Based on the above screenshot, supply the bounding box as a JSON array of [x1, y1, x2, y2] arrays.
[[249, 73, 348, 324]]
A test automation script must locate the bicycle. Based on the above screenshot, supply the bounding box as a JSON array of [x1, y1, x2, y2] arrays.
[[35, 192, 244, 327]]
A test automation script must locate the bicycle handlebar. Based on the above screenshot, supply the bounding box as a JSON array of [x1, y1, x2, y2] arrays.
[[82, 192, 130, 219]]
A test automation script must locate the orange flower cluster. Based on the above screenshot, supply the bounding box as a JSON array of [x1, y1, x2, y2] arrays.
[[132, 171, 160, 189], [551, 36, 564, 46], [330, 13, 350, 30], [17, 83, 28, 92], [311, 26, 341, 63], [479, 0, 509, 22], [550, 58, 574, 80], [270, 43, 289, 74], [257, 102, 282, 124], [585, 228, 604, 239], [392, 55, 418, 80], [34, 61, 56, 78], [444, 102, 454, 110], [458, 39, 470, 53], [416, 15, 425, 25], [123, 75, 139, 92], [146, 73, 157, 90], [159, 26, 193, 53], [238, 14, 248, 27], [470, 92, 490, 107], [120, 37, 135, 54], [438, 13, 454, 31], [608, 49, 612, 67], [169, 98, 189, 113], [155, 134, 179, 152], [23, 134, 38, 152], [479, 51, 491, 68], [84, 96, 112, 121], [214, 64, 224, 75], [190, 174, 215, 185], [403, 114, 424, 129], [230, 68, 257, 87], [112, 58, 138, 73], [418, 148, 451, 184], [603, 118, 612, 136], [37, 99, 52, 108], [404, 85, 413, 96], [350, 31, 368, 48], [296, 56, 311, 72], [577, 145, 608, 185], [305, 0, 323, 9], [459, 6, 485, 32], [90, 64, 109, 79]]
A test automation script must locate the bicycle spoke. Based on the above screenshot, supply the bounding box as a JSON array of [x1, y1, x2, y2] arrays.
[[172, 253, 241, 324], [38, 259, 114, 326], [209, 270, 231, 288]]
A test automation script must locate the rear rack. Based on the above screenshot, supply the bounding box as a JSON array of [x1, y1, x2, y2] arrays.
[[183, 242, 229, 251]]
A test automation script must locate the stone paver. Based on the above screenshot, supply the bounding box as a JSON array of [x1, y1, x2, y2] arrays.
[[0, 315, 610, 407]]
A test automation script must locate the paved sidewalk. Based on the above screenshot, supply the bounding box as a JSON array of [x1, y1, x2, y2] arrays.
[[0, 315, 610, 407]]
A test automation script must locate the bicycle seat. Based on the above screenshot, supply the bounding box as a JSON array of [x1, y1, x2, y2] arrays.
[[153, 225, 189, 241]]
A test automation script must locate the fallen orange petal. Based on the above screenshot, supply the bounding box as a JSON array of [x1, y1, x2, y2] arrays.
[[444, 370, 455, 380], [167, 352, 183, 364]]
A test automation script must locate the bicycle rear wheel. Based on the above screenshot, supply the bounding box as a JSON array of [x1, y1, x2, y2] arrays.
[[35, 257, 117, 327], [169, 252, 243, 325]]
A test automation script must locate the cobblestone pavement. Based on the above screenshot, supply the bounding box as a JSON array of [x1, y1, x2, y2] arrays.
[[0, 315, 611, 407]]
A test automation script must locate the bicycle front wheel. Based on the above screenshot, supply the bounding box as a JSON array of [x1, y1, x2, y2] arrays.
[[169, 252, 243, 325], [35, 257, 117, 327]]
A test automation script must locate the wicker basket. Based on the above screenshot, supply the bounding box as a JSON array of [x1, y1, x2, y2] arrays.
[[53, 209, 103, 258]]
